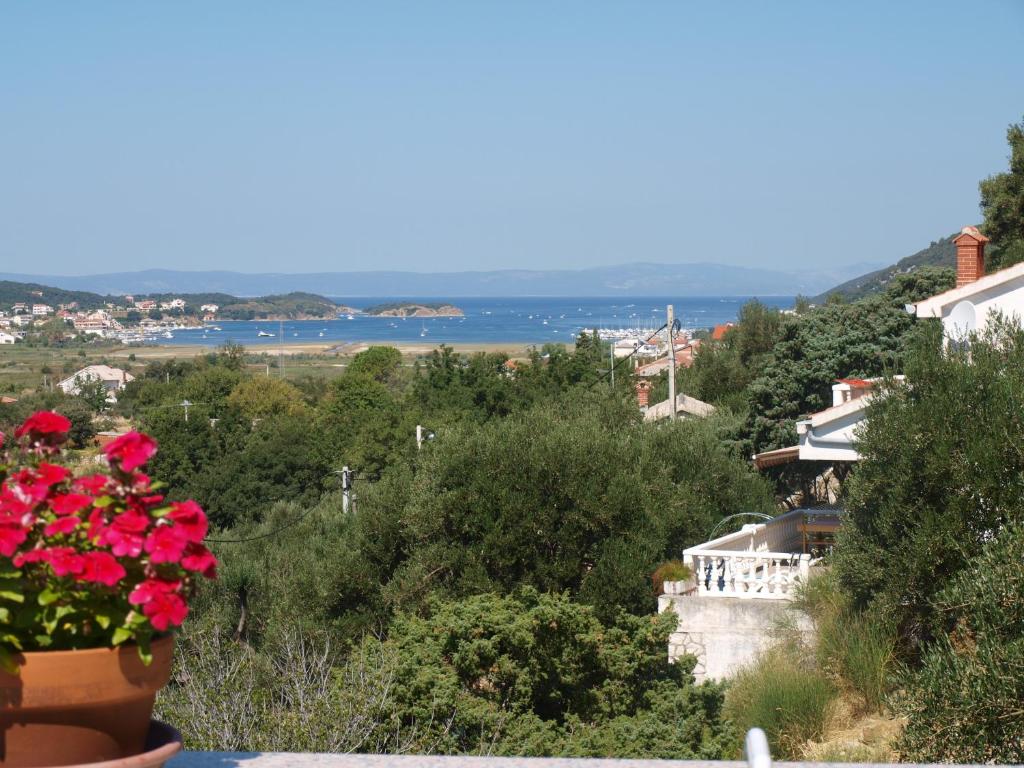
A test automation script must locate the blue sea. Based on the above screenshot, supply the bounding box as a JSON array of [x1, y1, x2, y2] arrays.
[[152, 296, 794, 348]]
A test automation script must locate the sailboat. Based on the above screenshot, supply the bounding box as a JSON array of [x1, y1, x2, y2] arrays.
[[257, 329, 274, 337], [420, 322, 428, 337]]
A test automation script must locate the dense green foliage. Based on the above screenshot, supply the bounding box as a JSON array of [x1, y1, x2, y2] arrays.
[[110, 336, 771, 755], [158, 589, 728, 756], [834, 320, 1024, 643], [897, 522, 1024, 763]]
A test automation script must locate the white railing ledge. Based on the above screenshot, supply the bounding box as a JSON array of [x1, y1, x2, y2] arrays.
[[169, 756, 747, 768], [167, 752, 995, 768]]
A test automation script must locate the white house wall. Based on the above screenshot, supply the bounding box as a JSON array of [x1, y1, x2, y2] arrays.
[[797, 407, 864, 462], [940, 273, 1024, 339]]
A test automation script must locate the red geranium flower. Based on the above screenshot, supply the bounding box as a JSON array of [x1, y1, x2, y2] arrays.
[[102, 432, 157, 472], [144, 525, 187, 564], [15, 411, 71, 440], [36, 463, 70, 486], [13, 549, 48, 567], [44, 517, 80, 536], [74, 474, 110, 495], [167, 501, 208, 543], [102, 509, 149, 557], [181, 542, 218, 578], [0, 524, 29, 557], [141, 591, 188, 631], [128, 577, 180, 606], [77, 551, 126, 587], [46, 547, 85, 577], [50, 493, 94, 517]]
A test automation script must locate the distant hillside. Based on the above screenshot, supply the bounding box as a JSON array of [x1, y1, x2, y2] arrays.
[[362, 302, 464, 317], [0, 281, 109, 309], [0, 261, 877, 298], [0, 280, 339, 320], [214, 292, 338, 320], [814, 235, 957, 302]]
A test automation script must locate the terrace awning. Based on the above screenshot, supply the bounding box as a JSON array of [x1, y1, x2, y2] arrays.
[[751, 444, 799, 470]]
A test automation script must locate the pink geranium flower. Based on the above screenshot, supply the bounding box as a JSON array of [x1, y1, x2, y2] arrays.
[[181, 542, 218, 578], [2, 413, 216, 648], [144, 525, 187, 564], [102, 432, 157, 472], [167, 501, 208, 543]]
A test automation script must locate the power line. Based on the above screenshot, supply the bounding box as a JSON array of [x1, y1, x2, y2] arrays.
[[204, 502, 322, 544], [590, 322, 668, 388]]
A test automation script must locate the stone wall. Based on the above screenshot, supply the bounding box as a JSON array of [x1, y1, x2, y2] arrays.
[[658, 594, 813, 683]]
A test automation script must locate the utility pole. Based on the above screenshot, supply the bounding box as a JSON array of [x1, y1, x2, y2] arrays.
[[341, 466, 351, 514], [416, 424, 424, 451], [666, 304, 677, 421], [181, 399, 192, 422], [609, 342, 615, 389]]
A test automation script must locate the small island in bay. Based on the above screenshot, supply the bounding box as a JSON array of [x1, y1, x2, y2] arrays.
[[360, 301, 465, 318]]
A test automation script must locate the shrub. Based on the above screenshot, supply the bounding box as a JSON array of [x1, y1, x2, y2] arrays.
[[897, 522, 1024, 763], [723, 647, 835, 759], [796, 571, 895, 714]]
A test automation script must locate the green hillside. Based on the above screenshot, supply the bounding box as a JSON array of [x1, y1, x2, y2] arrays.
[[814, 234, 957, 302], [0, 280, 338, 319], [0, 281, 110, 310]]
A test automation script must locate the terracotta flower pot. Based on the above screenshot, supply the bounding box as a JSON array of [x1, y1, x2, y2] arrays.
[[0, 635, 173, 767]]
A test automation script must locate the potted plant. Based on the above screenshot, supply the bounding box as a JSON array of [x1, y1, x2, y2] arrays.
[[0, 411, 217, 766], [651, 559, 693, 596]]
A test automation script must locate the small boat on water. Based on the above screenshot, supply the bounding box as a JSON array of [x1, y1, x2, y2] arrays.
[[257, 330, 274, 338], [346, 314, 355, 320], [319, 331, 324, 337], [162, 331, 174, 339], [420, 323, 428, 337]]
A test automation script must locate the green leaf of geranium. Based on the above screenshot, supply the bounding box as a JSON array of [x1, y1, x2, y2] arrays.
[[0, 646, 18, 675], [111, 627, 132, 646], [93, 613, 111, 629], [0, 591, 24, 604], [37, 589, 59, 606]]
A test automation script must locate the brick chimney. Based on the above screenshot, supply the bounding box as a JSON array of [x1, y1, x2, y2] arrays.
[[954, 225, 991, 287], [635, 380, 652, 410]]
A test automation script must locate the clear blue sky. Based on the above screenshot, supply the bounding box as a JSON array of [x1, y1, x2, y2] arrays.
[[2, 1, 1022, 275]]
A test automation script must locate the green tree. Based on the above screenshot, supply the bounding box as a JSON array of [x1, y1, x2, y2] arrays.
[[356, 396, 771, 620], [834, 318, 1024, 644], [980, 116, 1024, 270], [227, 377, 306, 420], [346, 346, 403, 384]]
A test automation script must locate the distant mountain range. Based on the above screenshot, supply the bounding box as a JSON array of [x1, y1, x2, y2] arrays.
[[0, 262, 880, 298], [813, 235, 958, 302]]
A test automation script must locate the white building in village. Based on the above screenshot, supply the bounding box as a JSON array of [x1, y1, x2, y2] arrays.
[[0, 331, 16, 345], [58, 365, 135, 403]]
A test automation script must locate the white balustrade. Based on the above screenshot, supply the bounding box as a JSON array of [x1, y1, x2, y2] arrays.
[[671, 510, 816, 600]]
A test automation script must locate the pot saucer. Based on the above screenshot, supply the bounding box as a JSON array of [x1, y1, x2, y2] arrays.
[[58, 721, 182, 768]]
